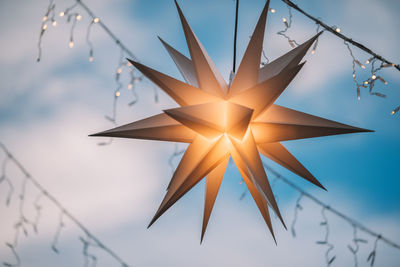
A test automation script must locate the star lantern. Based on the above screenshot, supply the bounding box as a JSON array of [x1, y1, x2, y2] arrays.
[[91, 0, 372, 243]]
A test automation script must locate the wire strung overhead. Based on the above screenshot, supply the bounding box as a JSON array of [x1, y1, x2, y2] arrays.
[[0, 142, 131, 267], [272, 0, 399, 115]]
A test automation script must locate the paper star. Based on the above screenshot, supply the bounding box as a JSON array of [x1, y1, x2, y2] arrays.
[[91, 0, 371, 243]]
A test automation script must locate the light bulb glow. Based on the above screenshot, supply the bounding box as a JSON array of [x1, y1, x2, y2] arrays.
[[52, 21, 57, 27], [69, 41, 74, 48], [76, 14, 82, 21], [89, 56, 94, 62], [115, 91, 121, 97], [43, 16, 47, 21], [93, 17, 100, 23], [335, 27, 341, 33], [59, 12, 65, 17]]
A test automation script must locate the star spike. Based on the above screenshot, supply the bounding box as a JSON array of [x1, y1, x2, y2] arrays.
[[174, 0, 228, 97], [259, 32, 322, 83], [127, 59, 219, 106], [90, 113, 195, 143], [257, 142, 325, 190], [158, 36, 198, 87], [252, 104, 373, 143], [228, 130, 286, 228], [201, 157, 229, 243], [148, 137, 230, 228], [229, 146, 276, 242], [229, 0, 271, 96], [230, 62, 305, 118]]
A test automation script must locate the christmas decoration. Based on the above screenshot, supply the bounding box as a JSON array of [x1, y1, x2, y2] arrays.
[[91, 0, 372, 242]]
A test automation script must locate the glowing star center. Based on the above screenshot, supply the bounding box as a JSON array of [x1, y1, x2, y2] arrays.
[[164, 101, 253, 141]]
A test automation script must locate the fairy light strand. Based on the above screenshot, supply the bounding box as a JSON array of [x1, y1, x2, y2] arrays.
[[262, 162, 400, 265], [278, 0, 398, 113], [276, 4, 299, 48], [0, 142, 131, 267], [316, 206, 336, 266], [36, 0, 153, 136], [290, 193, 303, 237]]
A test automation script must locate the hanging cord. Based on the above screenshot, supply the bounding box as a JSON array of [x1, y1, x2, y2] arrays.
[[233, 0, 239, 74]]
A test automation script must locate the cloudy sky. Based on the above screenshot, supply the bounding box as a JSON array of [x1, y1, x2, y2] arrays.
[[0, 0, 399, 266]]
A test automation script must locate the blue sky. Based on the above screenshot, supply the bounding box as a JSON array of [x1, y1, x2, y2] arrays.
[[0, 0, 399, 266]]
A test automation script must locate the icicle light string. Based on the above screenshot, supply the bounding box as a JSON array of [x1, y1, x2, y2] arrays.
[[276, 4, 299, 48], [290, 192, 303, 237], [0, 142, 131, 267], [317, 206, 336, 266], [36, 0, 151, 135], [262, 162, 400, 265], [277, 0, 399, 114]]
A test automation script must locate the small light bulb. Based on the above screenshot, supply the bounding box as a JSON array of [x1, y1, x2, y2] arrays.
[[335, 27, 341, 33], [361, 65, 366, 69], [117, 68, 122, 74], [282, 17, 287, 23], [311, 50, 315, 55], [89, 56, 93, 62], [352, 74, 356, 78], [128, 83, 133, 89], [357, 96, 360, 100], [52, 20, 57, 26], [93, 17, 100, 23], [371, 74, 376, 80], [364, 81, 369, 85], [76, 14, 82, 21], [59, 11, 65, 17], [365, 60, 370, 65], [115, 91, 121, 97], [43, 16, 47, 21], [269, 8, 276, 13], [42, 24, 47, 30], [69, 41, 74, 48], [126, 61, 132, 67], [391, 110, 395, 115]]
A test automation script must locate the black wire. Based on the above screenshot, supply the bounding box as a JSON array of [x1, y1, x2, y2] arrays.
[[233, 0, 239, 73]]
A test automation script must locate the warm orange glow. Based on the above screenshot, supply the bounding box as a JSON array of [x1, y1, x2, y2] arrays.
[[91, 0, 371, 242]]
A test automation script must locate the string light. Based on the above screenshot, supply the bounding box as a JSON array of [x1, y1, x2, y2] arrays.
[[277, 5, 299, 48], [37, 0, 154, 136], [115, 91, 121, 97], [262, 163, 400, 265], [52, 20, 57, 26], [280, 0, 399, 113], [269, 8, 276, 13]]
